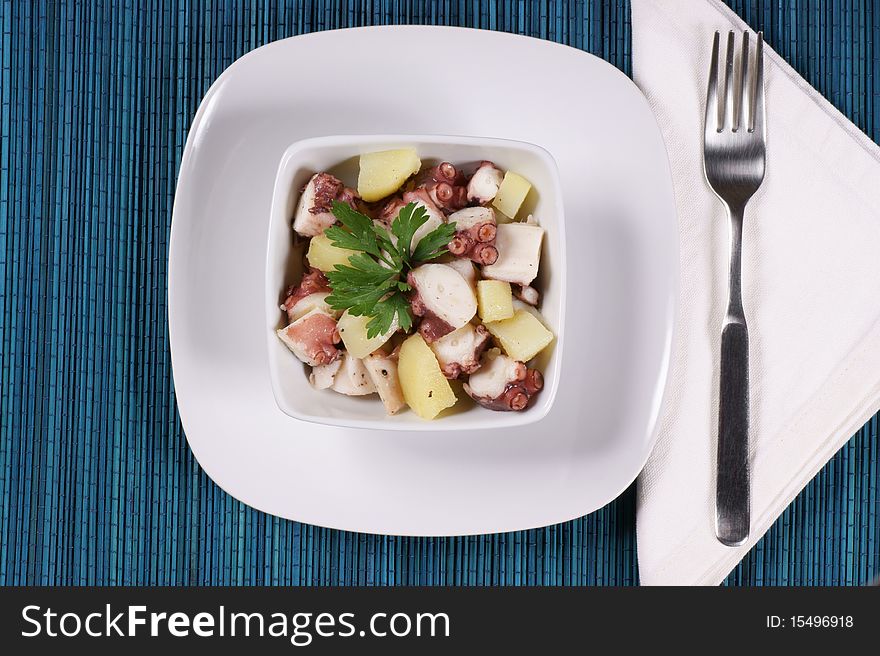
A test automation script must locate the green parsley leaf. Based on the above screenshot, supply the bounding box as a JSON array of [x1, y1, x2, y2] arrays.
[[365, 291, 413, 338], [412, 220, 457, 262], [320, 199, 459, 338], [326, 201, 383, 259], [390, 202, 430, 261], [326, 282, 397, 318], [325, 254, 398, 315], [328, 252, 397, 284]]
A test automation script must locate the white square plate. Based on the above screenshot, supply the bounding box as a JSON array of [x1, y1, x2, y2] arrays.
[[169, 26, 677, 535], [266, 134, 566, 431]]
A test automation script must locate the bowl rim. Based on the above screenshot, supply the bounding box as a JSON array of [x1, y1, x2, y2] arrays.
[[265, 132, 567, 431]]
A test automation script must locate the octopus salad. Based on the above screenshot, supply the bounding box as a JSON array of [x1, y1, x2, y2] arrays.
[[277, 148, 555, 420]]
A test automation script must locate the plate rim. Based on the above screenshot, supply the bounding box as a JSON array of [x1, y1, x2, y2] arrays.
[[168, 25, 680, 536]]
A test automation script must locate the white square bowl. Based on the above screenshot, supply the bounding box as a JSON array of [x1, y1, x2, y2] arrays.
[[265, 134, 566, 431]]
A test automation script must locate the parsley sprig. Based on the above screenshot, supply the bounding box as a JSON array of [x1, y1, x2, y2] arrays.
[[324, 201, 457, 338]]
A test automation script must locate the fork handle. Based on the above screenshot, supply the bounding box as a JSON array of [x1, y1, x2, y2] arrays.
[[716, 207, 750, 546], [716, 321, 750, 545]]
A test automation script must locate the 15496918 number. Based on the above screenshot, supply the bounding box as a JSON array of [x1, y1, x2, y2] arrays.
[[792, 616, 853, 628], [766, 615, 854, 629]]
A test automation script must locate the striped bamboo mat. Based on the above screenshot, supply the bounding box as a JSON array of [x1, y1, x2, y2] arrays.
[[0, 0, 877, 586]]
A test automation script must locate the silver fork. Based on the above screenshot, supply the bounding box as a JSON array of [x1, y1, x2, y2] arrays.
[[703, 30, 766, 547]]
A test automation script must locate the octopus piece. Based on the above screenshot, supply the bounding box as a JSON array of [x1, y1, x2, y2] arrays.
[[447, 207, 499, 265], [408, 263, 477, 343], [481, 222, 544, 286], [429, 323, 491, 379], [467, 161, 504, 205], [292, 172, 359, 237], [464, 350, 543, 411], [362, 351, 406, 414], [309, 358, 343, 390], [329, 353, 376, 396], [280, 268, 331, 322], [514, 284, 540, 306], [336, 185, 359, 209], [378, 196, 407, 225], [418, 161, 469, 213], [276, 308, 342, 367], [401, 188, 446, 253], [285, 291, 337, 323], [443, 258, 477, 288]]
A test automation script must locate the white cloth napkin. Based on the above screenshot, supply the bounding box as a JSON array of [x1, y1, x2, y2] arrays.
[[631, 0, 880, 585]]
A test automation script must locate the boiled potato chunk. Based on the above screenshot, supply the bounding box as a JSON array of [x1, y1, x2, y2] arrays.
[[492, 171, 532, 219], [485, 310, 554, 362], [337, 310, 397, 359], [398, 333, 457, 420], [477, 280, 514, 323], [493, 207, 515, 224], [357, 148, 421, 202], [307, 233, 358, 272]]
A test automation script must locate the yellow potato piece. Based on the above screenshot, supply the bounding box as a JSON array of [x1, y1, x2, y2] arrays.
[[306, 234, 358, 272], [477, 280, 514, 323], [357, 148, 421, 202], [398, 333, 457, 420], [493, 207, 515, 224], [485, 310, 554, 362], [337, 311, 397, 359], [492, 171, 532, 219]]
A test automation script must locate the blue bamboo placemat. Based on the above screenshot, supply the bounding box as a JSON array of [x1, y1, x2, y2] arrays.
[[0, 0, 877, 586]]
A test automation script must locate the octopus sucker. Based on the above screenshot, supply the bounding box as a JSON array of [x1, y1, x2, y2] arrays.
[[463, 350, 543, 411], [446, 206, 499, 265], [417, 161, 469, 213], [430, 323, 491, 379]]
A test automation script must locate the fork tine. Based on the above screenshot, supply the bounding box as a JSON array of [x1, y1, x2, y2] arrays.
[[733, 32, 749, 131], [723, 31, 735, 129], [706, 31, 721, 133], [749, 31, 764, 133]]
